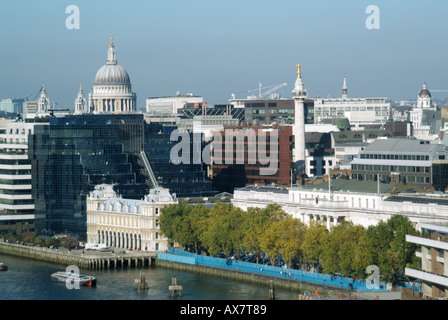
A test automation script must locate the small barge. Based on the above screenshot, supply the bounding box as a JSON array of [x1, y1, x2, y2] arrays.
[[51, 271, 97, 287]]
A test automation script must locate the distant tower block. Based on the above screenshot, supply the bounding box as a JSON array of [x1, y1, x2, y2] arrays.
[[292, 64, 307, 176]]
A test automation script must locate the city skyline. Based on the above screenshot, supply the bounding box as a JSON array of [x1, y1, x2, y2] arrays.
[[0, 0, 447, 109]]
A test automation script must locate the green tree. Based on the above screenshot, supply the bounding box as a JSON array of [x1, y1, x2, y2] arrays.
[[258, 204, 296, 266], [241, 207, 272, 263], [200, 202, 244, 257], [259, 219, 281, 266], [277, 216, 306, 268], [354, 221, 392, 279], [186, 203, 210, 254], [159, 202, 186, 244], [159, 201, 209, 252], [320, 220, 365, 276], [301, 220, 328, 269], [387, 214, 420, 273], [354, 215, 420, 283]]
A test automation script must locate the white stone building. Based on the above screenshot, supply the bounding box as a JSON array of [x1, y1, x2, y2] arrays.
[[86, 184, 177, 251], [232, 181, 448, 230], [313, 75, 391, 126], [146, 93, 204, 114], [409, 83, 441, 140]]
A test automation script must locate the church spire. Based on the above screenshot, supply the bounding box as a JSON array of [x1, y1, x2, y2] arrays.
[[74, 84, 87, 114], [38, 84, 50, 113], [107, 34, 117, 65], [342, 73, 348, 99]]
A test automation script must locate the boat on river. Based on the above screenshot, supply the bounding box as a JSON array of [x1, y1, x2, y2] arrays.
[[51, 271, 97, 287], [0, 263, 7, 271]]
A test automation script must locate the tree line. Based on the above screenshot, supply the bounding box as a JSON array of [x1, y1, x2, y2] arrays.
[[160, 202, 421, 283]]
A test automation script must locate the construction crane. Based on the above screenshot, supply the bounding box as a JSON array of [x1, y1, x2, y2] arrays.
[[25, 86, 43, 101], [247, 82, 287, 99]]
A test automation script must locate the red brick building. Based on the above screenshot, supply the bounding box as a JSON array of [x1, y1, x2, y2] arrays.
[[211, 124, 293, 193]]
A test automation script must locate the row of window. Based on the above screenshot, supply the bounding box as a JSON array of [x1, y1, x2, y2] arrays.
[[352, 173, 430, 184], [352, 164, 431, 173], [0, 159, 30, 165], [360, 153, 431, 161], [0, 169, 31, 175]]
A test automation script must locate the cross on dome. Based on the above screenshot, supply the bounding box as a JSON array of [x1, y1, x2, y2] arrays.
[[107, 34, 117, 65]]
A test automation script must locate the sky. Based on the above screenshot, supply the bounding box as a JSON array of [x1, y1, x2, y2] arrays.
[[0, 0, 447, 109]]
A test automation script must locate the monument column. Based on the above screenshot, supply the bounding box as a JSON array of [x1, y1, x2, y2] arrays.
[[292, 64, 307, 177]]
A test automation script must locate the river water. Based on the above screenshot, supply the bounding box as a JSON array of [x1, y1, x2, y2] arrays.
[[0, 254, 300, 300]]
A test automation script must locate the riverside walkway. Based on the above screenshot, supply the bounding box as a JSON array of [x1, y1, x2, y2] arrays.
[[157, 248, 416, 295], [0, 241, 156, 270]]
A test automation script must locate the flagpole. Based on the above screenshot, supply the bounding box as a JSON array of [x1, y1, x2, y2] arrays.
[[290, 170, 292, 188], [377, 174, 380, 194]]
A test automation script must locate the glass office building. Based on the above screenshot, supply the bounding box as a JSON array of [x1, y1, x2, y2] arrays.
[[29, 114, 214, 238], [144, 122, 214, 197], [29, 114, 147, 238]]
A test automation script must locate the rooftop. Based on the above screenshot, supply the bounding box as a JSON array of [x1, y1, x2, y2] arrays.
[[301, 179, 398, 194], [236, 185, 289, 194], [361, 138, 446, 154]]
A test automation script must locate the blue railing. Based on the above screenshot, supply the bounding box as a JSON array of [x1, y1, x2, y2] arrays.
[[158, 248, 388, 292]]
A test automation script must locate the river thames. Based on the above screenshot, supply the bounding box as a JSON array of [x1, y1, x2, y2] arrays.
[[0, 254, 300, 300]]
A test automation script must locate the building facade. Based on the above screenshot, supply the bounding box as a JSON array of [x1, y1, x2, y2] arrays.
[[146, 93, 204, 114], [1, 98, 24, 114], [144, 122, 214, 197], [211, 124, 293, 193], [0, 120, 36, 234], [313, 75, 391, 125], [229, 98, 314, 126], [406, 223, 448, 299], [232, 181, 448, 230], [86, 184, 177, 251], [29, 114, 148, 238], [350, 138, 448, 190]]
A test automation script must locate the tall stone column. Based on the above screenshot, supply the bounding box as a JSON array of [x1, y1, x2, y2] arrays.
[[292, 64, 307, 177]]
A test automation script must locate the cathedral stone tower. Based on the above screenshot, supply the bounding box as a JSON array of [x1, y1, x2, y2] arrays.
[[74, 84, 87, 114], [37, 84, 51, 113]]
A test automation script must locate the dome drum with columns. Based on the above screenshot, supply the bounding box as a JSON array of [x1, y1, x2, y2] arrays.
[[417, 82, 432, 109], [87, 35, 137, 114]]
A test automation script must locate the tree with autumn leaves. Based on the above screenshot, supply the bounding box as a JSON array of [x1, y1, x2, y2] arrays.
[[160, 201, 419, 283]]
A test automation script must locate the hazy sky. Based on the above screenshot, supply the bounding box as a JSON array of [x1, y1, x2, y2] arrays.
[[0, 0, 447, 109]]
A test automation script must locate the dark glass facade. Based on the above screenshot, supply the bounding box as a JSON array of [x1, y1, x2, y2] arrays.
[[144, 123, 214, 197], [29, 114, 214, 237], [29, 114, 147, 238], [242, 99, 314, 125]]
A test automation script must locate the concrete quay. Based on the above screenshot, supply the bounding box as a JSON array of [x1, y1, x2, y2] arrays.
[[0, 241, 156, 270]]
